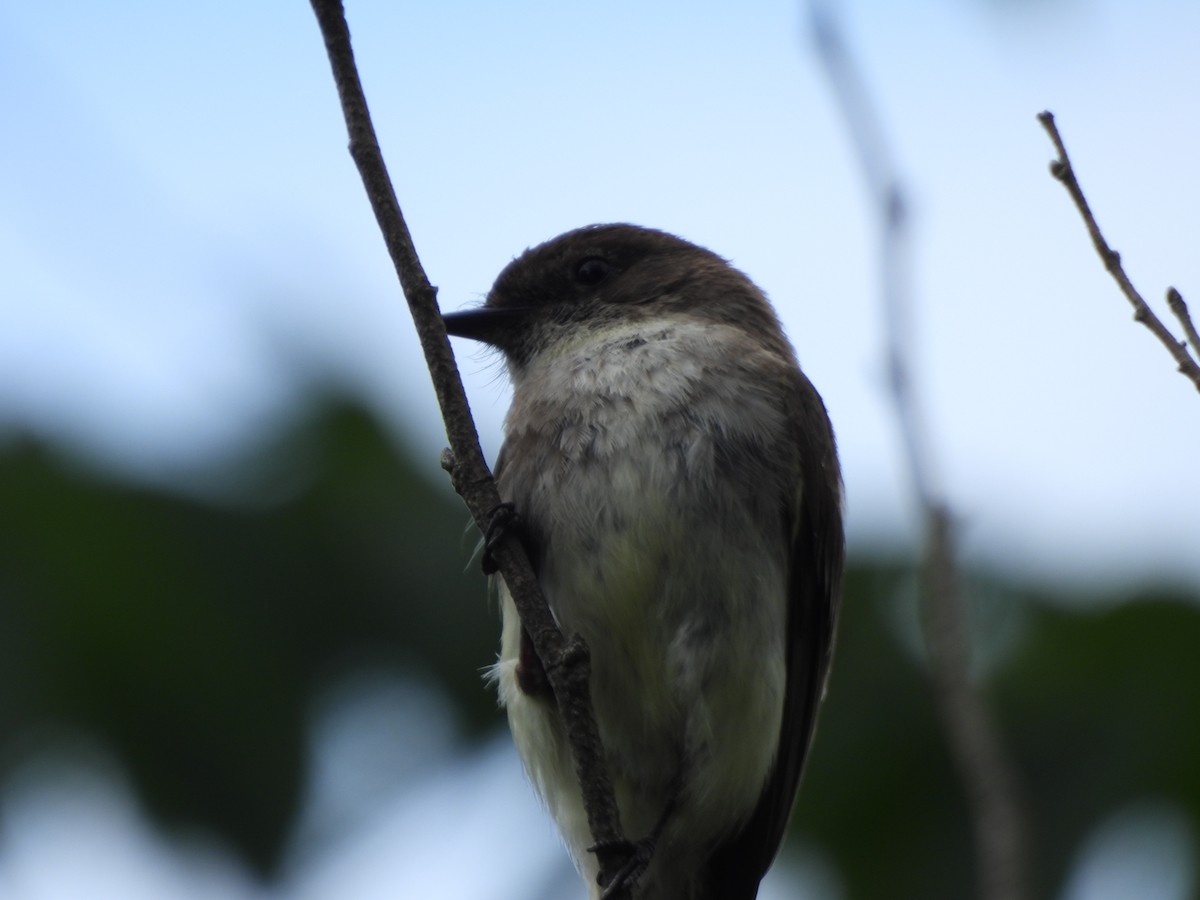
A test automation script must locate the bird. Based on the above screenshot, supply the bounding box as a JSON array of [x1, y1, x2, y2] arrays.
[[443, 223, 844, 900]]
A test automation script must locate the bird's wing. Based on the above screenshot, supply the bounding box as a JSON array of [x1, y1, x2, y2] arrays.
[[702, 371, 845, 900]]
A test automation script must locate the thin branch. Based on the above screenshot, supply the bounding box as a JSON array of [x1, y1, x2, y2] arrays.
[[807, 2, 934, 510], [808, 5, 1030, 900], [307, 2, 632, 892], [1038, 111, 1200, 394], [921, 507, 1029, 900]]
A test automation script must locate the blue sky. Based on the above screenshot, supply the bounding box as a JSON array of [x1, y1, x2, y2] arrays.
[[1, 2, 1198, 895], [2, 1, 1199, 585]]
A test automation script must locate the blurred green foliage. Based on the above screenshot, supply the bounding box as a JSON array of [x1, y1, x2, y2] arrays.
[[0, 399, 1196, 896], [0, 401, 492, 873]]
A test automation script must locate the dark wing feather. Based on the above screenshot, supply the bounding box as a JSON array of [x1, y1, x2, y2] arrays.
[[702, 372, 845, 900]]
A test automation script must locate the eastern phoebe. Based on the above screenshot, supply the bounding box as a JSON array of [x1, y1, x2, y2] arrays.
[[444, 224, 844, 900]]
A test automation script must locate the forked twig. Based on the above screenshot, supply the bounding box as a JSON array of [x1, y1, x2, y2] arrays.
[[1038, 111, 1200, 394]]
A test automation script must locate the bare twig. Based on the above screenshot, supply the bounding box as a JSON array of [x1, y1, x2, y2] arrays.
[[307, 2, 632, 892], [809, 5, 1030, 900], [1038, 111, 1200, 394]]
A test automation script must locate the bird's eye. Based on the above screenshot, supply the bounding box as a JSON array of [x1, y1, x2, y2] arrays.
[[574, 257, 614, 286]]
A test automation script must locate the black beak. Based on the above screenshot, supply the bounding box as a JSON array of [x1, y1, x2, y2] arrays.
[[442, 307, 530, 346]]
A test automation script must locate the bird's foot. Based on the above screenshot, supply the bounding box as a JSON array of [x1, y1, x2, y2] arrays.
[[481, 501, 521, 575], [591, 836, 656, 899]]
